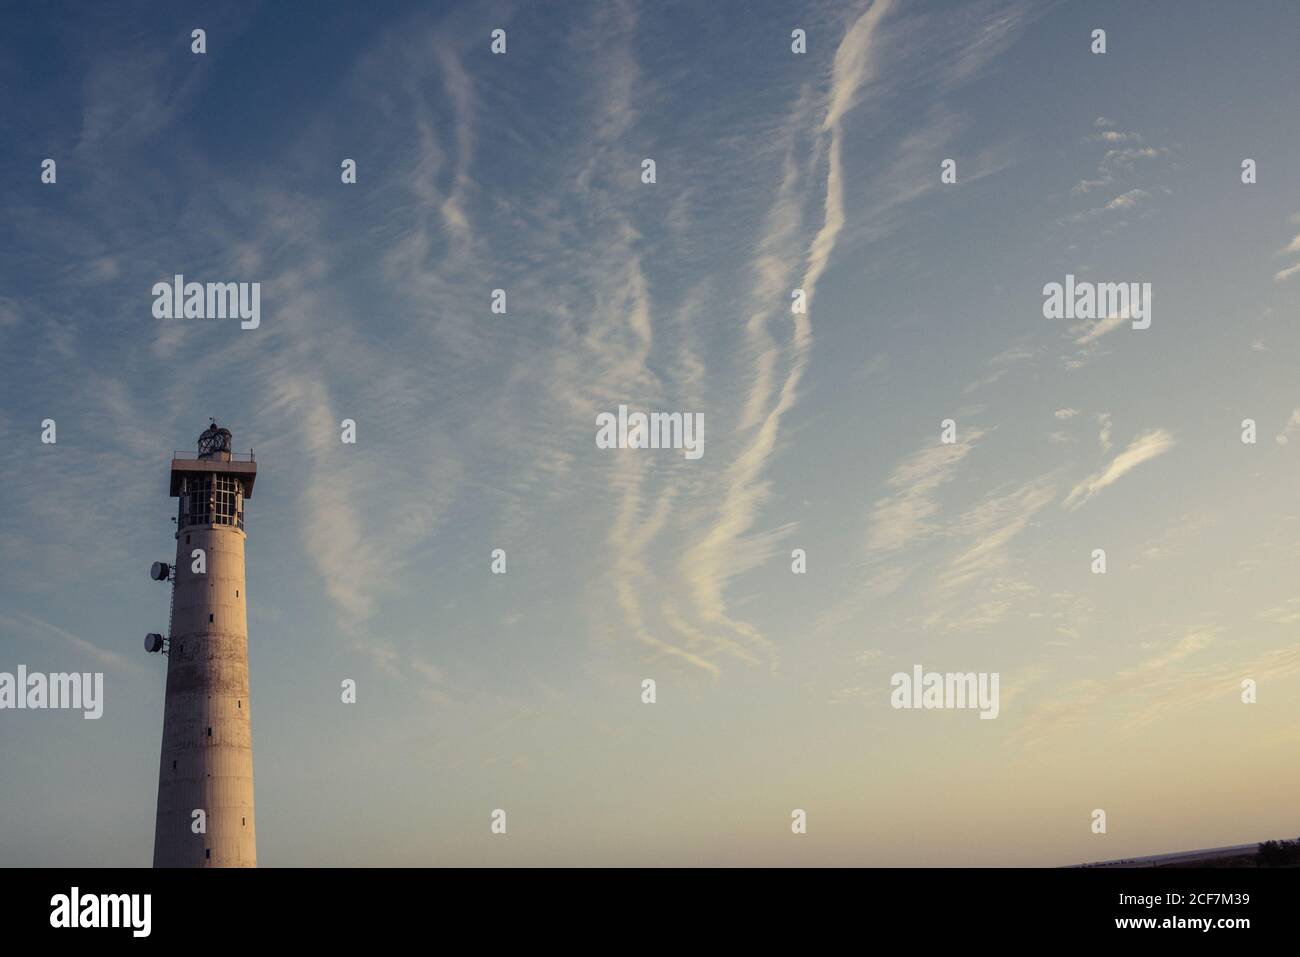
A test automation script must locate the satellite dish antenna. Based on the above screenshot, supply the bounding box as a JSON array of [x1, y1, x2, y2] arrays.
[[144, 633, 165, 654], [150, 561, 170, 581]]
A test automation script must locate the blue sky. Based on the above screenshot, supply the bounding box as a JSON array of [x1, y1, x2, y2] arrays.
[[2, 0, 1299, 866]]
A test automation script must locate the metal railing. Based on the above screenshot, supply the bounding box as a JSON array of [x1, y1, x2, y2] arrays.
[[172, 450, 256, 462]]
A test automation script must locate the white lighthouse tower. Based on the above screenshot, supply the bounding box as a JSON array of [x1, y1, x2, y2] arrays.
[[147, 421, 258, 867]]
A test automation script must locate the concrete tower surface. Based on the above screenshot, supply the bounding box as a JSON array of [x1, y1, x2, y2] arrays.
[[151, 421, 258, 867]]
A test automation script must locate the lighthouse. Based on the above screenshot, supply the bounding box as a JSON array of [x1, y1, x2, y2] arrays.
[[146, 421, 258, 867]]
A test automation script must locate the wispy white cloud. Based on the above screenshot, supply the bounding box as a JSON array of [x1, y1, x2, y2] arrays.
[[1063, 187, 1151, 223], [677, 0, 897, 669], [1258, 599, 1300, 625], [1274, 409, 1300, 445], [1013, 631, 1300, 747], [1064, 428, 1175, 510], [935, 479, 1056, 592], [964, 369, 1006, 393], [1072, 135, 1167, 195], [1119, 629, 1215, 677], [1104, 188, 1148, 211], [1097, 412, 1113, 452], [1011, 628, 1214, 746], [1072, 310, 1128, 347], [991, 344, 1036, 364], [0, 612, 140, 673], [868, 428, 986, 552], [1274, 262, 1300, 283]]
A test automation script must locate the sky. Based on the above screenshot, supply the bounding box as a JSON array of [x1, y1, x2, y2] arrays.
[[1, 0, 1299, 867]]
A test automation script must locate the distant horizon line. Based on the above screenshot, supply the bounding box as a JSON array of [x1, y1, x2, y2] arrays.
[[1067, 835, 1299, 869]]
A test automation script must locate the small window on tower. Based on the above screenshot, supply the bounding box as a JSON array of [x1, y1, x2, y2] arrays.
[[235, 590, 239, 597], [186, 534, 191, 545], [242, 817, 246, 826], [205, 848, 211, 860], [209, 613, 214, 623], [237, 700, 241, 709], [207, 726, 212, 737], [172, 760, 177, 771]]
